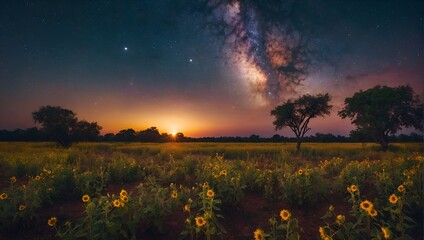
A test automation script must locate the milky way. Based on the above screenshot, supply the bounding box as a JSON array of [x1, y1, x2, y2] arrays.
[[205, 0, 311, 106], [0, 0, 422, 136]]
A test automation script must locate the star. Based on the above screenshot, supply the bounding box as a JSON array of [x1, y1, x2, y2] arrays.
[[189, 58, 193, 62], [124, 47, 128, 51]]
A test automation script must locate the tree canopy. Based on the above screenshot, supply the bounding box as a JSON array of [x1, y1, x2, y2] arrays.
[[32, 105, 101, 147], [338, 85, 423, 151], [271, 93, 332, 151]]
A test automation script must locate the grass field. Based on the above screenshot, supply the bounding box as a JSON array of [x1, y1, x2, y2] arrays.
[[0, 142, 423, 239]]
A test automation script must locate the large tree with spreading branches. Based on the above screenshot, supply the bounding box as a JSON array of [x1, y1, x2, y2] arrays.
[[32, 105, 101, 147], [271, 93, 332, 151], [338, 85, 423, 151]]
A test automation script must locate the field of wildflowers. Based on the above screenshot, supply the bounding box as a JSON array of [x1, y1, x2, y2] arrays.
[[0, 142, 422, 239]]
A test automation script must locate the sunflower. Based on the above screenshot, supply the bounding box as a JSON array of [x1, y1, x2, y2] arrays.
[[120, 195, 128, 203], [219, 170, 227, 176], [319, 227, 326, 239], [10, 176, 17, 183], [202, 182, 209, 188], [183, 204, 190, 212], [35, 175, 41, 180], [254, 228, 265, 240], [389, 194, 398, 204], [381, 226, 390, 239], [349, 184, 358, 193], [369, 208, 378, 217], [206, 189, 215, 198], [397, 185, 405, 193], [329, 205, 334, 211], [336, 215, 345, 224], [195, 216, 206, 227], [171, 190, 178, 199], [48, 217, 57, 227], [280, 209, 291, 221], [82, 195, 90, 203], [297, 169, 303, 175], [120, 189, 128, 197], [113, 199, 121, 208], [360, 200, 373, 212], [19, 205, 26, 211], [0, 193, 7, 200]]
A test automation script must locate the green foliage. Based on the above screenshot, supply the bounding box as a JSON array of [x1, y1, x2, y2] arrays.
[[271, 93, 332, 150], [337, 160, 377, 188], [135, 177, 176, 232], [32, 105, 101, 147], [253, 209, 300, 240], [0, 177, 44, 230], [278, 167, 327, 207], [107, 153, 141, 183], [181, 184, 225, 240], [0, 142, 423, 239], [319, 157, 346, 177], [196, 154, 246, 207], [55, 192, 137, 240], [339, 85, 423, 151], [255, 167, 279, 201], [319, 182, 418, 240]]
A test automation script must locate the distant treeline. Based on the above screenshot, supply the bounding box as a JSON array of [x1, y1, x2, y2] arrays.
[[0, 127, 422, 143]]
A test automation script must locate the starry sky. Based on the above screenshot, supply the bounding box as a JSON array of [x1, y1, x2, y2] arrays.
[[0, 0, 423, 137]]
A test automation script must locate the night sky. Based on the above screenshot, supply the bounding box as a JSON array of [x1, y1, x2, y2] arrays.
[[1, 0, 423, 137]]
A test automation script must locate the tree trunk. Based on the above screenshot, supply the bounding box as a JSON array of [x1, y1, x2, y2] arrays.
[[296, 139, 302, 152], [380, 139, 389, 151], [57, 137, 66, 148], [378, 135, 389, 151]]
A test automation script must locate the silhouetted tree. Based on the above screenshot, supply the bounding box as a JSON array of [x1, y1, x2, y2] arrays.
[[313, 133, 339, 142], [398, 132, 423, 142], [32, 106, 78, 147], [160, 133, 172, 142], [271, 93, 332, 151], [175, 132, 185, 142], [272, 134, 282, 142], [137, 127, 161, 142], [115, 129, 137, 142], [349, 129, 374, 143], [32, 106, 102, 147], [339, 85, 423, 151], [249, 134, 260, 142], [72, 120, 102, 141], [103, 133, 115, 141]]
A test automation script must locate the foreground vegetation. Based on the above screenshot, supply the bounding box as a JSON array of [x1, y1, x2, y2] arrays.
[[0, 142, 422, 239]]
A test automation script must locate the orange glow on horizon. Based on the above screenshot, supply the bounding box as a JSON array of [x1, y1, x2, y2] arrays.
[[90, 108, 213, 137]]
